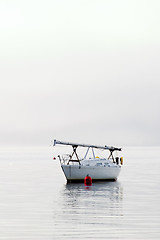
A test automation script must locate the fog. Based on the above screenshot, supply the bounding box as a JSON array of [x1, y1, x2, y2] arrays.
[[0, 0, 160, 147]]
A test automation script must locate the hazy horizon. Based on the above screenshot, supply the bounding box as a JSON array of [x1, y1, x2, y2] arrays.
[[1, 0, 160, 147]]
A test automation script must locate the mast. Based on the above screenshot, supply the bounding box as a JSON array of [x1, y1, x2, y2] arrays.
[[53, 139, 121, 151]]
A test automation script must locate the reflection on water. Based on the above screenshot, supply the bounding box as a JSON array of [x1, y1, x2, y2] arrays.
[[53, 182, 123, 239], [63, 181, 123, 215]]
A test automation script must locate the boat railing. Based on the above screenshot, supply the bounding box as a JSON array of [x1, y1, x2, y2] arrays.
[[58, 154, 82, 165]]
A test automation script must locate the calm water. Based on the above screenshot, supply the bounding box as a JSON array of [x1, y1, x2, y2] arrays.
[[0, 146, 160, 239]]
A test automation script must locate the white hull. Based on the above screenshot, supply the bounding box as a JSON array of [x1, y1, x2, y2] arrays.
[[61, 164, 121, 182]]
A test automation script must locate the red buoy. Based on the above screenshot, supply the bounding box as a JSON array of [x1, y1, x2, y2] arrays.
[[84, 175, 92, 186]]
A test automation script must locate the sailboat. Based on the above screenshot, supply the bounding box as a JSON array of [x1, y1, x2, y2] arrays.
[[52, 139, 123, 183]]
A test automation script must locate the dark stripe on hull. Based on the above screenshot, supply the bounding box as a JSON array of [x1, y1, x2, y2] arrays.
[[67, 178, 117, 183]]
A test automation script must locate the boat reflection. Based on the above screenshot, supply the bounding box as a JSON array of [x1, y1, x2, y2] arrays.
[[60, 181, 123, 217]]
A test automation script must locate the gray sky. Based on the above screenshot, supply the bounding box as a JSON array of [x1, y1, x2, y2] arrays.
[[0, 0, 160, 147]]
